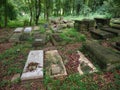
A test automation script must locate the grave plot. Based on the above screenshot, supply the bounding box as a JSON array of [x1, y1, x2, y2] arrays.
[[33, 26, 40, 31], [101, 27, 120, 36], [21, 50, 43, 81], [45, 50, 67, 77], [94, 18, 110, 28], [51, 33, 66, 46], [74, 19, 95, 31], [90, 29, 114, 39], [77, 51, 97, 75], [14, 27, 24, 33], [9, 33, 22, 42], [84, 40, 120, 70], [24, 27, 32, 33], [33, 33, 46, 47], [19, 33, 31, 41]]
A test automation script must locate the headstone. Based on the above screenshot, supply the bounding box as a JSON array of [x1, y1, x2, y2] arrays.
[[14, 27, 24, 33], [24, 27, 32, 33], [21, 50, 43, 81], [45, 50, 67, 77], [77, 51, 97, 74]]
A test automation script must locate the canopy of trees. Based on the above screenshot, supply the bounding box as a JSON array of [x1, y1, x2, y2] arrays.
[[0, 0, 120, 27]]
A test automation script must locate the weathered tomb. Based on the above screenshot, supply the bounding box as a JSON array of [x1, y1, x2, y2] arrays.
[[14, 27, 24, 33], [33, 26, 40, 31], [110, 18, 120, 29], [33, 33, 46, 46], [51, 33, 66, 46], [19, 33, 31, 41], [74, 19, 95, 31], [101, 27, 120, 36], [21, 50, 43, 81], [84, 40, 120, 70], [24, 27, 32, 33], [94, 18, 110, 28], [45, 50, 67, 77], [77, 51, 97, 74], [90, 29, 114, 39], [9, 33, 22, 42]]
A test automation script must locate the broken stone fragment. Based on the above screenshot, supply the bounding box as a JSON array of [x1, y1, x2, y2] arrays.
[[11, 74, 20, 82]]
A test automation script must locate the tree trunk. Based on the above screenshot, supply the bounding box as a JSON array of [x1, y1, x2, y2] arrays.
[[4, 0, 7, 27]]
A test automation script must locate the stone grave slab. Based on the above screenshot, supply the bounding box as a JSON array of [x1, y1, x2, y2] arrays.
[[9, 33, 22, 42], [90, 29, 114, 39], [51, 33, 66, 46], [24, 27, 32, 33], [77, 51, 97, 75], [45, 50, 67, 77], [33, 34, 46, 46], [85, 40, 120, 70], [101, 27, 120, 36], [74, 19, 95, 31], [94, 18, 110, 28], [33, 26, 40, 31], [14, 27, 24, 33], [21, 50, 43, 81]]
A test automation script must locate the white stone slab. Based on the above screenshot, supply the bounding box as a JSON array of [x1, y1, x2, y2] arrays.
[[24, 27, 32, 33], [21, 50, 43, 81], [77, 51, 97, 75], [14, 27, 23, 33]]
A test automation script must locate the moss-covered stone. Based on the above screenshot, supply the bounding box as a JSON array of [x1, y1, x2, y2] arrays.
[[84, 40, 120, 70], [74, 19, 95, 31], [90, 29, 114, 39], [101, 27, 120, 36]]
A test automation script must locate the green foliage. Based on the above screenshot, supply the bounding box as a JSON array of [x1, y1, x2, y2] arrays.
[[60, 28, 86, 43], [7, 20, 24, 28]]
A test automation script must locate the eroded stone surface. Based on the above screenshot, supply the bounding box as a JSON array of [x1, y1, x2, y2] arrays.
[[45, 50, 67, 77], [77, 51, 97, 75], [14, 28, 24, 33], [21, 50, 43, 81], [24, 27, 32, 33], [9, 33, 22, 42]]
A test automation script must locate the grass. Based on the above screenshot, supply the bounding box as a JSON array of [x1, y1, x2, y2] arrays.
[[60, 28, 86, 43], [0, 43, 32, 88]]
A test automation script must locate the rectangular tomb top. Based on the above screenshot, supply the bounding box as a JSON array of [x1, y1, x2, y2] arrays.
[[14, 27, 24, 33], [45, 50, 67, 77], [24, 27, 32, 33], [33, 26, 40, 31], [77, 51, 97, 75], [21, 50, 43, 81]]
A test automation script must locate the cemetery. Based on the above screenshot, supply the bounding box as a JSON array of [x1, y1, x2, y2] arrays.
[[0, 0, 120, 90]]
